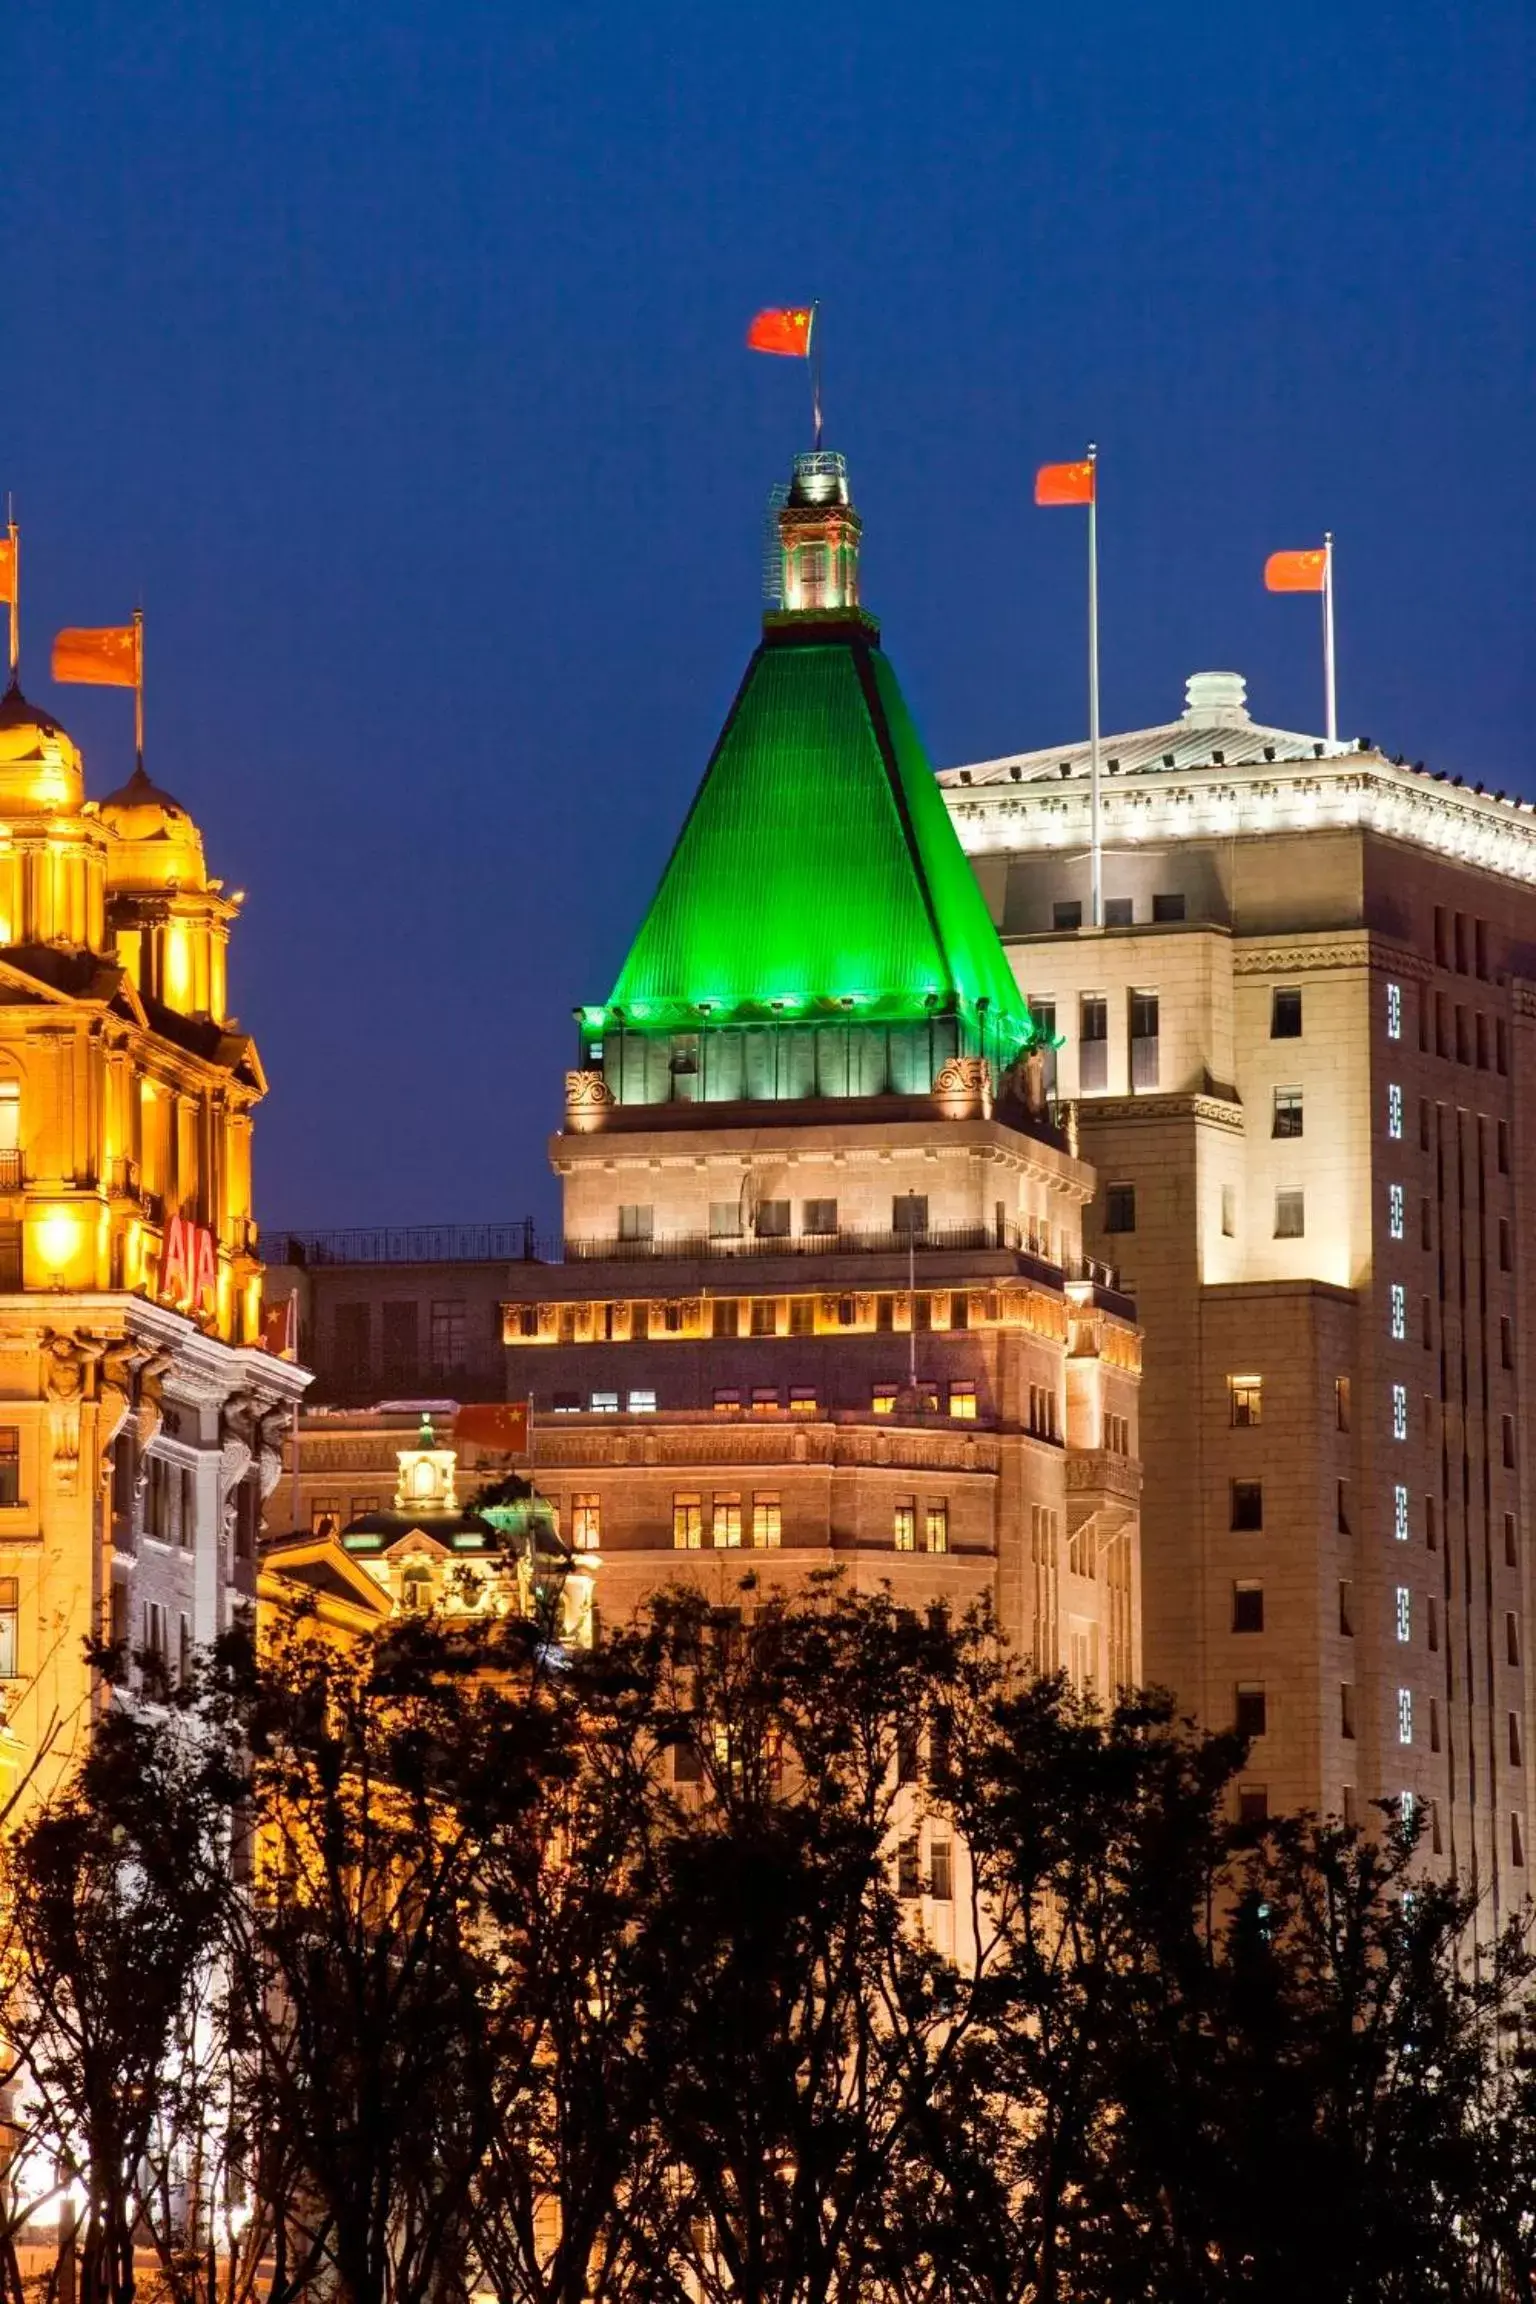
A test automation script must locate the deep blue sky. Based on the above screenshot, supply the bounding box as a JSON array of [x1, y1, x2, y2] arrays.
[[7, 0, 1533, 1228]]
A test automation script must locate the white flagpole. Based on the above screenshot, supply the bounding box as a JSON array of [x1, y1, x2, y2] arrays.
[[1322, 531, 1337, 749], [1087, 444, 1102, 927]]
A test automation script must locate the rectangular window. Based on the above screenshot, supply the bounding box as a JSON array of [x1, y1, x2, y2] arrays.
[[618, 1203, 653, 1241], [0, 1428, 19, 1509], [709, 1201, 743, 1239], [1238, 1786, 1269, 1826], [1386, 981, 1402, 1040], [1229, 1376, 1262, 1427], [1395, 1586, 1411, 1643], [1428, 1598, 1439, 1652], [897, 1836, 921, 1898], [872, 1384, 898, 1417], [712, 1298, 741, 1341], [1398, 1687, 1413, 1746], [1505, 1512, 1518, 1567], [1339, 1579, 1355, 1636], [1235, 1684, 1267, 1739], [925, 1502, 949, 1554], [893, 1194, 929, 1239], [1053, 900, 1083, 932], [1390, 1284, 1406, 1341], [571, 1494, 601, 1551], [0, 1576, 18, 1678], [627, 1388, 657, 1414], [672, 1494, 703, 1550], [1152, 891, 1186, 923], [590, 1390, 619, 1414], [1427, 1496, 1439, 1551], [1221, 1184, 1235, 1237], [1336, 1376, 1351, 1432], [712, 1494, 743, 1549], [929, 1840, 954, 1901], [1387, 1083, 1404, 1140], [1514, 1814, 1525, 1868], [1499, 1119, 1510, 1174], [893, 1501, 916, 1552], [1272, 1087, 1304, 1139], [756, 1200, 791, 1239], [1388, 1183, 1405, 1240], [1104, 1182, 1136, 1234], [1104, 897, 1133, 927], [802, 1198, 837, 1236], [1079, 993, 1108, 1091], [1232, 1581, 1264, 1633], [1274, 1190, 1305, 1238], [428, 1299, 467, 1372], [1130, 990, 1160, 1089], [1511, 1713, 1523, 1769], [948, 1383, 977, 1422], [1392, 1384, 1408, 1440], [1394, 1484, 1410, 1541], [750, 1298, 777, 1337], [1503, 1414, 1517, 1470], [1341, 1684, 1357, 1740], [1502, 1316, 1514, 1370], [752, 1493, 782, 1548], [1499, 1219, 1513, 1272], [789, 1387, 818, 1417], [1271, 987, 1303, 1039], [1230, 1480, 1264, 1532], [1508, 1612, 1522, 1668], [1337, 1480, 1351, 1535], [750, 1386, 777, 1414]]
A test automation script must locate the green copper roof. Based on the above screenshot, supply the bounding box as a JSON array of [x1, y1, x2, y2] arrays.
[[605, 618, 1034, 1047]]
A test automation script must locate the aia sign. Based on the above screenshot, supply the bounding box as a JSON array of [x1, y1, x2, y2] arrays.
[[161, 1214, 218, 1319]]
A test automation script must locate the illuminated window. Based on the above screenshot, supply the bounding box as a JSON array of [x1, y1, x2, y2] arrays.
[[1229, 1376, 1262, 1427], [591, 1391, 619, 1414], [1387, 1083, 1404, 1140], [310, 1497, 341, 1537], [571, 1495, 601, 1551], [713, 1387, 741, 1414], [1398, 1688, 1413, 1745], [789, 1387, 817, 1417], [948, 1383, 977, 1421], [1396, 1587, 1411, 1643], [751, 1387, 778, 1416], [672, 1494, 703, 1550], [1388, 1183, 1405, 1240], [872, 1385, 897, 1417], [929, 1840, 954, 1900], [893, 1501, 916, 1552], [0, 1429, 19, 1510], [1221, 1184, 1235, 1237], [1390, 1284, 1406, 1341], [752, 1493, 781, 1548], [750, 1299, 778, 1337], [1391, 1384, 1408, 1440], [925, 1502, 949, 1554], [1274, 1190, 1305, 1238], [627, 1389, 657, 1414], [1394, 1485, 1410, 1541], [0, 1082, 18, 1156], [1386, 981, 1402, 1040], [1336, 1377, 1351, 1431], [1272, 1087, 1304, 1139], [712, 1494, 743, 1549]]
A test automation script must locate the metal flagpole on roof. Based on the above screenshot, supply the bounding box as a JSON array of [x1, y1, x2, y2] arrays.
[[809, 302, 823, 450], [1087, 444, 1102, 928], [6, 500, 17, 681], [1322, 531, 1338, 749]]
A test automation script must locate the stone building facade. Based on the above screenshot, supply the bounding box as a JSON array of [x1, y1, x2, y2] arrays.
[[941, 669, 1536, 1892]]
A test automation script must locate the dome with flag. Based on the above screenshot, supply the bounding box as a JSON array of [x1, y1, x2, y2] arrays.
[[98, 762, 209, 892], [0, 681, 84, 816]]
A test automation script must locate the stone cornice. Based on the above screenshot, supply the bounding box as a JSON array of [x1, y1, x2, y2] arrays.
[[1073, 1093, 1245, 1132], [1231, 931, 1429, 981]]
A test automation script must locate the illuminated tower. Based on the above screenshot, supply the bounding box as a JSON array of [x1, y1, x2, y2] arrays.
[[494, 450, 1144, 1682], [0, 675, 303, 1812]]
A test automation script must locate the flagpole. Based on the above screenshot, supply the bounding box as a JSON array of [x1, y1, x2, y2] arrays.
[[132, 609, 144, 771], [1322, 531, 1337, 750], [6, 502, 16, 683], [1087, 444, 1102, 929], [810, 302, 823, 450]]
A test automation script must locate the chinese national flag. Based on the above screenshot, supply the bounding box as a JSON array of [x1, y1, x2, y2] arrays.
[[260, 1293, 298, 1359], [1035, 459, 1095, 506], [0, 538, 13, 606], [1264, 548, 1327, 593], [52, 624, 139, 687], [747, 306, 813, 357], [454, 1400, 530, 1456]]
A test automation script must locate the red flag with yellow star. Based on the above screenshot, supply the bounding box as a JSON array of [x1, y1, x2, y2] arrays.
[[747, 307, 814, 357]]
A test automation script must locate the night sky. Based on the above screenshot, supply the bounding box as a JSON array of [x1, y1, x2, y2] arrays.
[[7, 1, 1533, 1231]]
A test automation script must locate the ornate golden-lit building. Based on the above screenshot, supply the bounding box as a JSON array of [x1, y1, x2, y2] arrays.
[[0, 678, 305, 1810]]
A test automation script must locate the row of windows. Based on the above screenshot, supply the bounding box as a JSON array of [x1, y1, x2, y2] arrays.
[[621, 1195, 940, 1244], [1107, 1184, 1307, 1238], [331, 1299, 483, 1375], [665, 1492, 950, 1554], [1052, 894, 1186, 930], [523, 1284, 1035, 1344]]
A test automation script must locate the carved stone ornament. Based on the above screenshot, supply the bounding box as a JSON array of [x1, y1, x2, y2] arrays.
[[564, 1070, 615, 1130], [932, 1056, 992, 1120], [40, 1329, 107, 1497]]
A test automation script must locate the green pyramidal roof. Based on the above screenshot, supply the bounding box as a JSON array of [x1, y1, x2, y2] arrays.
[[605, 617, 1034, 1050]]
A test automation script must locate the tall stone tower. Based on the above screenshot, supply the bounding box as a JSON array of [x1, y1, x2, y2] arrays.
[[501, 451, 1143, 1681]]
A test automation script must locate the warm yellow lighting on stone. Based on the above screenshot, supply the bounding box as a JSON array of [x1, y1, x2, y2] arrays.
[[34, 1209, 83, 1280]]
